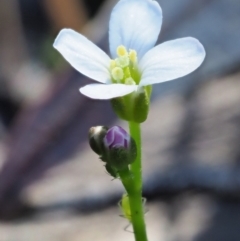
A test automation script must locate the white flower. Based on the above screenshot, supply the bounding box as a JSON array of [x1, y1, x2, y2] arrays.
[[53, 0, 205, 100]]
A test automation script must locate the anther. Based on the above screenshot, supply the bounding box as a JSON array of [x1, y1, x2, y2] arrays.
[[117, 45, 128, 57], [115, 56, 129, 68], [111, 67, 124, 82], [125, 77, 135, 85], [110, 60, 117, 69], [129, 49, 137, 63]]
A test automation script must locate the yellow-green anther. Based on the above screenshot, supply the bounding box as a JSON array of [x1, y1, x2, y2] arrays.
[[125, 77, 135, 85], [129, 49, 137, 63], [111, 67, 124, 81], [117, 45, 128, 57], [110, 59, 116, 69], [115, 56, 129, 68]]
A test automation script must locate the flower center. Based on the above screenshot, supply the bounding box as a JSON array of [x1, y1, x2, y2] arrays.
[[110, 45, 141, 85]]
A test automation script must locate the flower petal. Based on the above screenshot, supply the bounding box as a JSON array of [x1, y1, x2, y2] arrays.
[[53, 29, 111, 83], [79, 84, 137, 99], [109, 0, 162, 60], [139, 37, 206, 86]]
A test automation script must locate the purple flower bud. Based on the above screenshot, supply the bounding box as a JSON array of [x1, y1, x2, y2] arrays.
[[104, 126, 130, 149], [102, 126, 137, 171]]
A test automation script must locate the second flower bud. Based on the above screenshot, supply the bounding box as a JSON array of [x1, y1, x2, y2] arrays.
[[89, 125, 137, 172], [102, 126, 137, 171]]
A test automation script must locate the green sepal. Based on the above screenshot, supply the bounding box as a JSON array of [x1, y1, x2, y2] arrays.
[[99, 155, 107, 163], [110, 85, 152, 123], [132, 85, 151, 123], [105, 163, 118, 178], [110, 97, 130, 121], [103, 137, 137, 171]]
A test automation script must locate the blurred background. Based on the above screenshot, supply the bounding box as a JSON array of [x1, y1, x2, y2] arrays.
[[0, 0, 240, 240]]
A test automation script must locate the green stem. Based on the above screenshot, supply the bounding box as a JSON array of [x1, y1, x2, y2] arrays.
[[119, 121, 148, 241], [129, 122, 142, 190]]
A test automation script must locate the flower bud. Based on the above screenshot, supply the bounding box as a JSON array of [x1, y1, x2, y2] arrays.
[[88, 126, 109, 156], [102, 126, 137, 170]]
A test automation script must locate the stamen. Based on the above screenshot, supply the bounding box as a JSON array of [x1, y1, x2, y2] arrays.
[[117, 45, 127, 57], [129, 49, 137, 63], [110, 60, 116, 69], [111, 67, 124, 82], [125, 77, 135, 85], [115, 56, 129, 68], [110, 46, 140, 85]]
